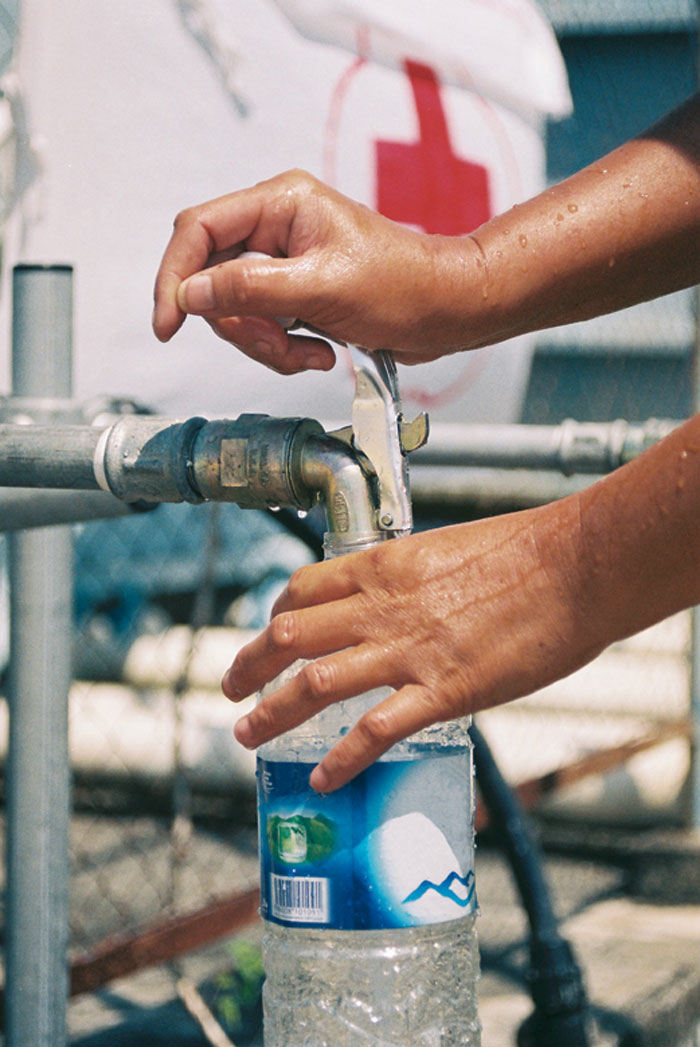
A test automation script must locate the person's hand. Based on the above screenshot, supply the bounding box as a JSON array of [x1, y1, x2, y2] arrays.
[[152, 169, 485, 373], [153, 96, 700, 376], [222, 495, 607, 792]]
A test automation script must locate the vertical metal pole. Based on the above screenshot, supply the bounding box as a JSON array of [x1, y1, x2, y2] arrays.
[[6, 264, 74, 1046]]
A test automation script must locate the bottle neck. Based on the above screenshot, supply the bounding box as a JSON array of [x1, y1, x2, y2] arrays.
[[323, 530, 392, 560]]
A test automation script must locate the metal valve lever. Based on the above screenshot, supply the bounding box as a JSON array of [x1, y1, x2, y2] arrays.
[[346, 347, 428, 534]]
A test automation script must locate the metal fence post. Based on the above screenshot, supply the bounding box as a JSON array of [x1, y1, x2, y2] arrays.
[[6, 264, 74, 1046]]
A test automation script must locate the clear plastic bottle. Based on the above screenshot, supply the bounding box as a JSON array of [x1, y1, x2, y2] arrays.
[[256, 532, 481, 1047]]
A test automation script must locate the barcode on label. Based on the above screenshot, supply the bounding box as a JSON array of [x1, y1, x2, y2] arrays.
[[270, 873, 330, 922]]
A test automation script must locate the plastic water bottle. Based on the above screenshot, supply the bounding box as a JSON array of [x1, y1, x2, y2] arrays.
[[256, 532, 481, 1046]]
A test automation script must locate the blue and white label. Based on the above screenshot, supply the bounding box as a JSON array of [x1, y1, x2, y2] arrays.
[[258, 753, 477, 930]]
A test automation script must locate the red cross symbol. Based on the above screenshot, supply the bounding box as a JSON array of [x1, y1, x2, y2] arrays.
[[375, 60, 491, 235]]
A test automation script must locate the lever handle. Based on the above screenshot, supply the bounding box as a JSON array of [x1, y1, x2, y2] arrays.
[[349, 347, 421, 534]]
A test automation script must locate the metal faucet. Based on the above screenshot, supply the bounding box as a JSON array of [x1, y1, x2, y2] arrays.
[[0, 348, 430, 538], [95, 346, 428, 536], [329, 348, 428, 535]]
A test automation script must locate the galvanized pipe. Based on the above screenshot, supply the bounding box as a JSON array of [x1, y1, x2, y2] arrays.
[[410, 466, 591, 514], [0, 418, 678, 503], [0, 423, 102, 488], [413, 418, 678, 475], [6, 264, 74, 1047], [0, 488, 142, 532]]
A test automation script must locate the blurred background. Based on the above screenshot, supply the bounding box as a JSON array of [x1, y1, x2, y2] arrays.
[[1, 1, 700, 1045]]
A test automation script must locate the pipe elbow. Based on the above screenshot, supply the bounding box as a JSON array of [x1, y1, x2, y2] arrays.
[[300, 434, 378, 536]]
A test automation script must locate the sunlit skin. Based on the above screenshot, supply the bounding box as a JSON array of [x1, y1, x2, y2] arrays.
[[153, 93, 700, 792]]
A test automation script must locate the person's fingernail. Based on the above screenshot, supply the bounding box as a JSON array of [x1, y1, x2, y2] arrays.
[[151, 308, 164, 340], [179, 273, 215, 312], [221, 668, 239, 699], [234, 717, 254, 748], [310, 764, 331, 793]]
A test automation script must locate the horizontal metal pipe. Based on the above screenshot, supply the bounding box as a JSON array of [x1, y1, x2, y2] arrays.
[[0, 396, 93, 425], [413, 418, 678, 475], [0, 424, 101, 489], [410, 466, 592, 514], [0, 417, 678, 524], [0, 489, 147, 532]]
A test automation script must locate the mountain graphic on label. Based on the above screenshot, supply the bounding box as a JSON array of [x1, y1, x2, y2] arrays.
[[402, 869, 475, 907], [355, 811, 476, 925]]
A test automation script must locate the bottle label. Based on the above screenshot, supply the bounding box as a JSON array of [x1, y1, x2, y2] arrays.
[[257, 753, 477, 930]]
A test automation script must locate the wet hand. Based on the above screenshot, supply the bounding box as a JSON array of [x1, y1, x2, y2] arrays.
[[223, 499, 603, 792], [152, 169, 482, 372]]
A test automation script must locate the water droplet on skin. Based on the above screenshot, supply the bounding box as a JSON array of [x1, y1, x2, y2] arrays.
[[638, 192, 649, 200], [496, 250, 503, 257], [567, 203, 578, 214], [677, 477, 686, 492], [519, 234, 528, 248], [608, 257, 616, 268], [481, 290, 489, 300], [622, 181, 632, 189], [556, 213, 564, 222]]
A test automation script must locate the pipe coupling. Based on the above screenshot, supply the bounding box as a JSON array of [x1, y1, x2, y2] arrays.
[[191, 414, 324, 509], [94, 413, 325, 509], [95, 414, 207, 503]]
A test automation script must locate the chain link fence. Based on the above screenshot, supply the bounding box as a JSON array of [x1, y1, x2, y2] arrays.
[[66, 502, 313, 946], [0, 501, 317, 1041]]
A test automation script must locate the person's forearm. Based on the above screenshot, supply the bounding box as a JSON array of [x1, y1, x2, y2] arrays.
[[440, 93, 700, 350], [573, 411, 700, 650]]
